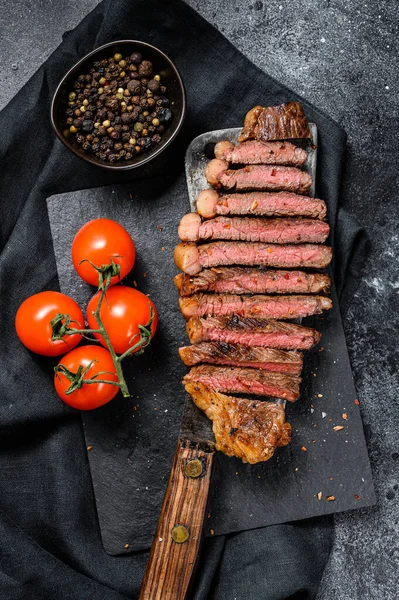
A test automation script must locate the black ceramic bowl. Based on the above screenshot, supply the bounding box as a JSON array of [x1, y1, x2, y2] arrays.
[[51, 40, 186, 170]]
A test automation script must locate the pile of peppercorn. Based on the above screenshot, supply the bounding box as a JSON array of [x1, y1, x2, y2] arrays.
[[64, 52, 173, 163]]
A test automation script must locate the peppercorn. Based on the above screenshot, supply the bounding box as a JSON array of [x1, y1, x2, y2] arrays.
[[63, 129, 70, 137], [131, 95, 140, 105], [157, 124, 165, 134], [123, 89, 130, 97], [110, 130, 120, 140], [105, 97, 119, 110], [127, 79, 141, 93], [82, 141, 91, 151], [152, 134, 162, 144], [119, 59, 127, 68], [84, 111, 93, 119], [148, 125, 156, 133], [138, 60, 153, 77], [107, 127, 114, 134], [114, 142, 123, 151], [157, 108, 172, 123], [82, 119, 94, 133], [66, 117, 73, 126], [114, 53, 122, 62], [134, 122, 143, 133], [108, 153, 117, 162], [148, 98, 156, 107], [121, 112, 131, 124], [130, 52, 142, 64], [152, 118, 160, 127], [99, 77, 106, 85], [98, 126, 107, 136], [138, 137, 152, 150], [98, 87, 104, 95], [70, 125, 78, 134], [73, 119, 82, 128], [142, 129, 148, 136], [125, 152, 133, 160], [147, 79, 160, 92], [102, 120, 111, 128], [160, 85, 167, 93]]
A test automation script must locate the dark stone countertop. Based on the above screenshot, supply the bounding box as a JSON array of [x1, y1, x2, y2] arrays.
[[0, 1, 398, 598]]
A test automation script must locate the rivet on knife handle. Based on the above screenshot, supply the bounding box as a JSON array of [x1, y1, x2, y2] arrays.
[[184, 458, 203, 478], [171, 524, 190, 544], [139, 440, 215, 600]]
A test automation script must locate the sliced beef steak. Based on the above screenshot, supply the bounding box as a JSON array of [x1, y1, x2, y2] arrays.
[[175, 267, 331, 296], [183, 365, 301, 401], [214, 140, 307, 166], [206, 161, 312, 194], [185, 382, 291, 464], [238, 102, 311, 143], [179, 293, 332, 320], [178, 214, 330, 243], [174, 241, 332, 275], [196, 189, 327, 220], [179, 342, 303, 375], [186, 316, 322, 350]]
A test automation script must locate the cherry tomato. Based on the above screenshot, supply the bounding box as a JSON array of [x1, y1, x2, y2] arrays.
[[72, 219, 136, 287], [54, 345, 119, 410], [87, 286, 158, 355], [15, 291, 84, 357]]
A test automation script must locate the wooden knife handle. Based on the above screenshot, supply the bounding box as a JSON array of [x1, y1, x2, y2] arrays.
[[139, 439, 215, 600]]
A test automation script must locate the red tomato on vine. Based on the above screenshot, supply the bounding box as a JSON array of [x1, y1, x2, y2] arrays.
[[54, 345, 119, 410], [87, 286, 158, 355], [72, 219, 136, 287], [15, 291, 84, 357]]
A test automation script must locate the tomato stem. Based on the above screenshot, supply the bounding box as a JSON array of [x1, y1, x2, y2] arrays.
[[92, 273, 131, 398]]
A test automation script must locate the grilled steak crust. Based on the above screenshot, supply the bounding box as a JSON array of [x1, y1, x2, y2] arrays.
[[186, 316, 321, 350], [183, 365, 301, 401], [178, 215, 330, 244], [207, 163, 312, 194], [238, 102, 311, 143], [179, 293, 332, 320], [174, 241, 332, 274], [179, 342, 303, 375], [175, 268, 331, 296], [185, 382, 291, 463], [196, 190, 327, 220], [214, 140, 307, 166]]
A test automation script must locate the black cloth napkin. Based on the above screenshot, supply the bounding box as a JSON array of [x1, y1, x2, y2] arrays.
[[0, 0, 368, 598]]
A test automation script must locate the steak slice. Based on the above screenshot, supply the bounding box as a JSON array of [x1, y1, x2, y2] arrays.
[[185, 382, 291, 463], [179, 342, 303, 375], [179, 294, 332, 320], [186, 316, 321, 350], [183, 365, 301, 401], [206, 161, 312, 193], [175, 268, 331, 296], [178, 214, 330, 243], [196, 189, 327, 220], [214, 140, 307, 166], [174, 241, 332, 275], [238, 102, 311, 143]]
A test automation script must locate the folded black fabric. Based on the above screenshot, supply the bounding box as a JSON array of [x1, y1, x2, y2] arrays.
[[0, 0, 368, 598]]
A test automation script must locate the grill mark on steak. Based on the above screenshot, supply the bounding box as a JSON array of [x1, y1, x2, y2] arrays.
[[186, 316, 322, 350], [179, 293, 332, 320], [179, 342, 303, 375], [183, 365, 301, 401], [185, 382, 292, 464], [175, 268, 331, 296], [207, 163, 312, 194], [214, 140, 307, 166], [178, 215, 330, 244], [238, 102, 311, 143], [196, 190, 327, 220]]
